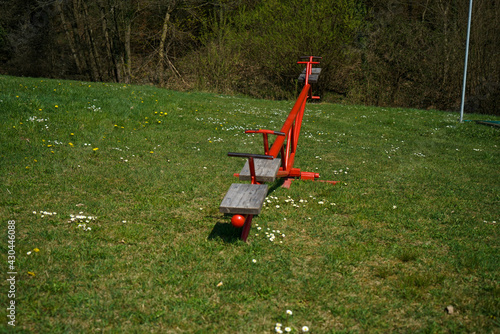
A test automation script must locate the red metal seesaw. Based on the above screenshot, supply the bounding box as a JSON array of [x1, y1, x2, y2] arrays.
[[219, 56, 338, 241]]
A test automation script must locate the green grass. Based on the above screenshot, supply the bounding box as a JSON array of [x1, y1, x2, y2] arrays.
[[0, 75, 499, 333]]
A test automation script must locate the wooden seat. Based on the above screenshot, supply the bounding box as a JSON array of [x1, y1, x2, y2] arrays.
[[239, 158, 281, 183], [219, 183, 268, 215], [298, 67, 321, 83]]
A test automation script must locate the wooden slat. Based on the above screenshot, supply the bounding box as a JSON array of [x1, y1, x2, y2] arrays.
[[219, 183, 268, 215], [308, 74, 319, 83], [298, 67, 322, 83], [239, 158, 281, 183]]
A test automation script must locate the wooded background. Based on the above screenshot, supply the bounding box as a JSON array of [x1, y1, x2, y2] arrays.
[[1, 0, 499, 115]]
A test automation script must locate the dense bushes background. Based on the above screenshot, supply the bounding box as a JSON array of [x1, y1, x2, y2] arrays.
[[1, 0, 498, 115]]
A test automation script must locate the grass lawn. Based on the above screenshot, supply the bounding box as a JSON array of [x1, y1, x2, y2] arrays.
[[0, 75, 499, 333]]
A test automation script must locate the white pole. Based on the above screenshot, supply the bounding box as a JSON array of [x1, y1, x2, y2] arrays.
[[460, 0, 473, 122]]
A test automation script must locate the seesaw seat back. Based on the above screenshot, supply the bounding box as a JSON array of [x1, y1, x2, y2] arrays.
[[239, 158, 281, 183]]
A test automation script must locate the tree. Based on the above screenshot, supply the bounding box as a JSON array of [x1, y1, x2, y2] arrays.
[[1, 0, 497, 114], [189, 0, 366, 98], [356, 0, 499, 113]]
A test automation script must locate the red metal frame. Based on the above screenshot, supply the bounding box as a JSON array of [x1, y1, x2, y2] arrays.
[[224, 57, 338, 241], [246, 56, 323, 182]]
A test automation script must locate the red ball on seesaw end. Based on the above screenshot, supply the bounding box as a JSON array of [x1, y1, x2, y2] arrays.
[[231, 214, 246, 228]]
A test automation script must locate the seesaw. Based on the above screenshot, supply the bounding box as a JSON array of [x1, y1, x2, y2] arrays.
[[219, 56, 337, 241]]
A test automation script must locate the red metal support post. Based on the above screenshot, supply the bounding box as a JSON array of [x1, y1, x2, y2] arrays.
[[240, 214, 254, 242], [248, 156, 256, 184], [245, 129, 285, 156]]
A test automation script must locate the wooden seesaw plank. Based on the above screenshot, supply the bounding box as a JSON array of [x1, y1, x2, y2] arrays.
[[219, 183, 268, 215], [298, 67, 321, 84], [239, 158, 281, 183]]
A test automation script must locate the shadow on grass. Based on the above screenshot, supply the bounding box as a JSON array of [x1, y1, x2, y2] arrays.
[[207, 221, 241, 243], [268, 178, 285, 194]]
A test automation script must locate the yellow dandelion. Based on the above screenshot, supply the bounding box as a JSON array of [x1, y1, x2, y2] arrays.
[[69, 143, 74, 147], [47, 144, 52, 147], [93, 148, 99, 151], [150, 151, 154, 154], [27, 272, 35, 277], [33, 248, 40, 252], [70, 133, 74, 136], [55, 105, 58, 108]]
